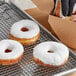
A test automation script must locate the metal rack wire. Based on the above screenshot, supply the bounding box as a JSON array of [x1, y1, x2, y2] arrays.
[[0, 1, 76, 76]]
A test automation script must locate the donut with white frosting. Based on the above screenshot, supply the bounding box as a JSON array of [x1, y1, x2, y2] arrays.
[[0, 39, 24, 65], [33, 41, 69, 66], [10, 19, 40, 45]]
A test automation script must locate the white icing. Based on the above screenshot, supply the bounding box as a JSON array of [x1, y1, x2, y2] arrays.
[[73, 4, 76, 13], [0, 39, 24, 59], [12, 0, 37, 10], [10, 19, 40, 38], [33, 41, 69, 66]]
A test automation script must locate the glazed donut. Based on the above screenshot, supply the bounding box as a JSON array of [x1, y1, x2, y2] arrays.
[[33, 41, 69, 67], [0, 39, 24, 65], [10, 19, 40, 45]]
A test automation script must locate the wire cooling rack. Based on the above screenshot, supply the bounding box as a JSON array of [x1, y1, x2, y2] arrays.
[[0, 1, 76, 76]]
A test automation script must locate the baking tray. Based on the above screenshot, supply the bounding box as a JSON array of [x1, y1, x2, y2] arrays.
[[0, 1, 76, 76]]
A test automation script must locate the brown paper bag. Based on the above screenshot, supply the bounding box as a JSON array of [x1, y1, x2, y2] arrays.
[[32, 0, 54, 14], [48, 15, 76, 50]]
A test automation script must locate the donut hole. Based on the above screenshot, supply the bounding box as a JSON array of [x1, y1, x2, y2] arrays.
[[21, 27, 29, 32], [5, 49, 12, 53], [48, 51, 54, 53]]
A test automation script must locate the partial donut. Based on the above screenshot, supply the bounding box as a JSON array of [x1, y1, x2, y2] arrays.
[[33, 41, 69, 67], [10, 19, 40, 45], [0, 39, 24, 65]]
